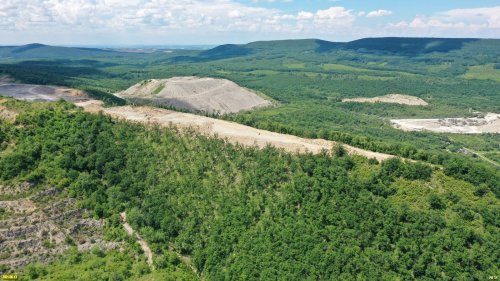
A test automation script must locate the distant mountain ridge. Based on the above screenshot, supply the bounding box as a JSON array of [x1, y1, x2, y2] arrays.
[[171, 37, 497, 61], [0, 37, 498, 60], [0, 43, 117, 59], [229, 37, 485, 55], [343, 37, 480, 54]]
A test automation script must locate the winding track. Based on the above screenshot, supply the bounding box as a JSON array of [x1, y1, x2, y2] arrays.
[[120, 212, 154, 267]]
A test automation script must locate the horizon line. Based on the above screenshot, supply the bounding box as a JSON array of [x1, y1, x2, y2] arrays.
[[1, 36, 499, 49]]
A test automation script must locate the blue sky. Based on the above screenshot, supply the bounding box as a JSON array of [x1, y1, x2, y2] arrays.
[[242, 0, 500, 14], [0, 0, 499, 45]]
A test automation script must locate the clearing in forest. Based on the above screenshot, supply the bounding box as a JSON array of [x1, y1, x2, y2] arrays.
[[391, 113, 500, 134], [0, 185, 120, 270], [342, 94, 428, 106], [76, 100, 394, 161], [116, 76, 272, 114], [462, 64, 500, 82], [0, 82, 88, 102]]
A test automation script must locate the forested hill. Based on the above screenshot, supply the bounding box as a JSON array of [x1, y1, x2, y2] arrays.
[[0, 99, 499, 280], [178, 37, 499, 61], [2, 38, 499, 60], [0, 43, 122, 59]]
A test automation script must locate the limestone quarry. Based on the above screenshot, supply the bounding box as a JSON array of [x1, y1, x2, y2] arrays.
[[342, 94, 428, 106], [391, 113, 500, 134], [76, 100, 394, 161], [0, 185, 120, 269], [116, 76, 272, 114], [0, 82, 88, 102]]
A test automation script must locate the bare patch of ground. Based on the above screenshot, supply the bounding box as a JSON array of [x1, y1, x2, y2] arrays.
[[0, 104, 18, 121], [120, 212, 153, 268], [343, 94, 428, 106], [0, 83, 88, 102], [0, 183, 33, 197], [116, 76, 272, 114], [76, 100, 394, 161], [391, 113, 500, 134], [0, 186, 118, 270], [0, 75, 13, 84], [0, 199, 37, 214], [74, 99, 104, 113]]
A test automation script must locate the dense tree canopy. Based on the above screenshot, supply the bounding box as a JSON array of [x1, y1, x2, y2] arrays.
[[0, 100, 498, 280]]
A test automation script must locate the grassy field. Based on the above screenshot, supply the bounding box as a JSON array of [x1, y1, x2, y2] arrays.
[[322, 63, 374, 72], [462, 64, 500, 82], [283, 62, 305, 69]]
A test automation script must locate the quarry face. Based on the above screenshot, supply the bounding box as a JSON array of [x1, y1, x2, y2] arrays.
[[116, 76, 272, 114]]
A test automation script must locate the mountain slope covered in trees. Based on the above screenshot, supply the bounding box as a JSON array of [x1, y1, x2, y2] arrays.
[[0, 99, 498, 280]]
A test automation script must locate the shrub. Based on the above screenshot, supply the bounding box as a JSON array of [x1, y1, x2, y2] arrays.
[[428, 194, 446, 210], [333, 143, 347, 157]]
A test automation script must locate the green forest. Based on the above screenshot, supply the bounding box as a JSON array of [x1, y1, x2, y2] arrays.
[[0, 100, 498, 280], [0, 38, 499, 167], [0, 38, 499, 280]]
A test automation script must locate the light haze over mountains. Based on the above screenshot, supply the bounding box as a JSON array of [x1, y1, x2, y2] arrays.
[[0, 0, 499, 45]]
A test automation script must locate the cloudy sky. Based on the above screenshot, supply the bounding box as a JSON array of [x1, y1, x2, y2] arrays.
[[1, 0, 499, 46]]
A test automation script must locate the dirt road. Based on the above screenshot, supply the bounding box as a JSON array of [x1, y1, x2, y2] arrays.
[[120, 212, 153, 267], [461, 147, 500, 168], [76, 100, 394, 161]]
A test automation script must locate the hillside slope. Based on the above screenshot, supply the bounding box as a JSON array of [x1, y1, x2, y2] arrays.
[[0, 44, 119, 59], [0, 100, 498, 280], [116, 77, 272, 114], [76, 99, 393, 161]]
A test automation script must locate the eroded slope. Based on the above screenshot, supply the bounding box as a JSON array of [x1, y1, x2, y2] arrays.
[[343, 94, 428, 106], [76, 100, 393, 161], [116, 76, 272, 113]]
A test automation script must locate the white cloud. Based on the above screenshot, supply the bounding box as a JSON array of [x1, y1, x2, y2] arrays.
[[277, 7, 355, 24], [0, 0, 281, 32], [0, 1, 356, 35], [228, 10, 244, 19], [297, 11, 313, 20], [386, 6, 500, 37], [0, 1, 498, 44], [366, 9, 392, 18], [316, 7, 353, 21], [439, 6, 500, 28], [252, 0, 292, 3]]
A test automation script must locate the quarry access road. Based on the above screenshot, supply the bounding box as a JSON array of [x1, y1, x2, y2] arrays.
[[76, 100, 395, 162]]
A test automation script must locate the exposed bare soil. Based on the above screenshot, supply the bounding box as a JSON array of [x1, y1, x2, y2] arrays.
[[0, 103, 18, 121], [76, 100, 394, 161], [0, 75, 13, 84], [0, 199, 37, 214], [116, 76, 272, 114], [120, 212, 153, 267], [0, 183, 33, 197], [391, 113, 500, 134], [343, 94, 428, 106], [0, 83, 88, 102], [0, 186, 119, 270]]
